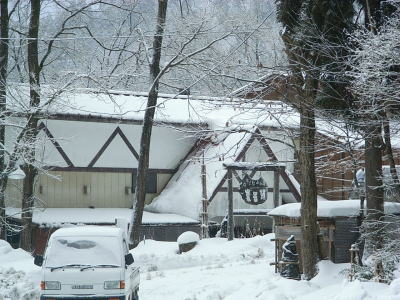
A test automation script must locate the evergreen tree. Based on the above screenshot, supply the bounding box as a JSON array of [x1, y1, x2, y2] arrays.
[[275, 0, 355, 279]]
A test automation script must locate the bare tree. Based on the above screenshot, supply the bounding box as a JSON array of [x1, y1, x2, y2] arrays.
[[0, 0, 9, 240], [1, 0, 124, 249], [128, 1, 260, 246], [130, 0, 168, 247]]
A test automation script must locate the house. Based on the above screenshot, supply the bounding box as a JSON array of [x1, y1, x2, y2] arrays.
[[4, 88, 304, 251], [268, 200, 400, 268], [232, 72, 400, 201]]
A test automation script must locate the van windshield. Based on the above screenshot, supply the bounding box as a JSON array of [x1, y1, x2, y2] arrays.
[[45, 236, 122, 268]]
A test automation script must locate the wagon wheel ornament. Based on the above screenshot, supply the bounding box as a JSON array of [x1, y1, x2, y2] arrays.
[[238, 173, 268, 205]]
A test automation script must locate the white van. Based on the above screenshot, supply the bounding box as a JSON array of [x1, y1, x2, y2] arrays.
[[34, 226, 140, 300]]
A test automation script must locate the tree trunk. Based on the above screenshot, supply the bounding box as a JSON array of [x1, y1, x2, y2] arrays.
[[299, 79, 319, 280], [20, 164, 36, 250], [129, 0, 168, 247], [383, 116, 400, 199], [361, 0, 385, 260], [20, 0, 41, 251], [0, 0, 9, 240], [364, 122, 384, 234]]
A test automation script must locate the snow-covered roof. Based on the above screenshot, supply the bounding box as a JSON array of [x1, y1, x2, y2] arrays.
[[146, 128, 255, 219], [7, 86, 400, 147], [6, 208, 199, 227], [268, 200, 400, 218], [6, 86, 299, 130]]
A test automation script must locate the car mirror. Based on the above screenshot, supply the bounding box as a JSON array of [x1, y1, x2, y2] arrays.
[[34, 255, 43, 266], [125, 253, 134, 266]]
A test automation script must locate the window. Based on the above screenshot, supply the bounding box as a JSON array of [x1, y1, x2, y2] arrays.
[[131, 170, 157, 194], [45, 236, 121, 268]]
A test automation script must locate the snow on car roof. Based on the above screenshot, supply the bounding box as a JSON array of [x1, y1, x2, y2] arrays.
[[50, 225, 122, 238]]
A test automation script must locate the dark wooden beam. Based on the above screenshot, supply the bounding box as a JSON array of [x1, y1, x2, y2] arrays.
[[40, 113, 208, 129], [45, 166, 176, 174], [88, 126, 139, 167], [255, 127, 301, 202], [227, 169, 234, 241], [274, 170, 280, 207], [223, 163, 286, 171], [38, 123, 74, 167], [218, 187, 291, 193], [209, 134, 256, 203]]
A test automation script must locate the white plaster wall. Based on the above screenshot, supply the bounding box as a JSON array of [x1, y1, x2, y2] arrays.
[[208, 130, 295, 220], [208, 172, 283, 220], [16, 120, 197, 169], [260, 129, 296, 173]]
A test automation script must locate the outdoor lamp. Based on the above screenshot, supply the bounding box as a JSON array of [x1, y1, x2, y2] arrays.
[[8, 166, 26, 180]]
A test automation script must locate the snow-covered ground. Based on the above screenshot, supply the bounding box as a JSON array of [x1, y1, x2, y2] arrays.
[[1, 234, 399, 300]]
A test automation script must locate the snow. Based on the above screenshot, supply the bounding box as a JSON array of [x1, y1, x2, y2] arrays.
[[45, 235, 122, 268], [6, 208, 199, 227], [6, 87, 300, 130], [233, 208, 272, 214], [146, 129, 255, 219], [268, 200, 400, 218], [8, 87, 363, 144], [1, 234, 399, 300], [177, 231, 200, 245], [0, 240, 41, 300], [50, 225, 122, 238]]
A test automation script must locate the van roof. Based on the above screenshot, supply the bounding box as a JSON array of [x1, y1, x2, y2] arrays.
[[50, 226, 123, 239]]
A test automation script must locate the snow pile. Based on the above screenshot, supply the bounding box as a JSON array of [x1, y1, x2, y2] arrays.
[[0, 239, 12, 255], [0, 240, 40, 300], [268, 200, 400, 218], [147, 129, 254, 219], [177, 231, 200, 245], [0, 234, 398, 299], [129, 235, 397, 300], [131, 234, 274, 274], [0, 268, 39, 300]]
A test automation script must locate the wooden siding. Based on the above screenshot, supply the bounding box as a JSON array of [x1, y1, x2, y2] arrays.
[[333, 217, 360, 263], [272, 215, 361, 265], [5, 171, 172, 208], [315, 142, 400, 201]]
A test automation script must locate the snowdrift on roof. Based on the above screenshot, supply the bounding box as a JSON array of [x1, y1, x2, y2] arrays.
[[268, 199, 400, 218], [146, 128, 255, 219], [6, 207, 198, 227]]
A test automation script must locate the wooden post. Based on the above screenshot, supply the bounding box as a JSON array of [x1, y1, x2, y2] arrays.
[[273, 169, 279, 208], [227, 168, 234, 241], [201, 152, 209, 238]]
